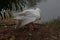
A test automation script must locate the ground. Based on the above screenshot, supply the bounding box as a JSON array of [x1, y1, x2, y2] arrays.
[[0, 18, 60, 40], [0, 23, 60, 40]]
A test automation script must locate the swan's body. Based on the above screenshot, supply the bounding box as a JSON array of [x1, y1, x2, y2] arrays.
[[0, 8, 41, 29], [0, 8, 41, 31], [13, 8, 41, 27]]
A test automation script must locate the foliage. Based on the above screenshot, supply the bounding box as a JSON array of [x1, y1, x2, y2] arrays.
[[0, 10, 14, 20], [9, 35, 15, 40], [0, 0, 41, 11], [44, 17, 60, 28]]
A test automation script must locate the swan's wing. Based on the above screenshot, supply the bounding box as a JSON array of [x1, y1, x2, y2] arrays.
[[20, 17, 36, 27], [12, 8, 41, 27]]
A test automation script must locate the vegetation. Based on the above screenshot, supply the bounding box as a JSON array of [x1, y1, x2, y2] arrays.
[[0, 17, 60, 40], [45, 18, 60, 28], [0, 0, 41, 11]]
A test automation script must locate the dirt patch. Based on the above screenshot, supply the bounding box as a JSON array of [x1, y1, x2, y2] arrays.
[[0, 24, 60, 40]]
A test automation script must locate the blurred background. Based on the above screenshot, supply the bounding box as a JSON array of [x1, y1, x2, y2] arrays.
[[36, 0, 60, 23]]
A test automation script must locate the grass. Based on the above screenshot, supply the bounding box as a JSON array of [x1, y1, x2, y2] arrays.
[[44, 18, 60, 29]]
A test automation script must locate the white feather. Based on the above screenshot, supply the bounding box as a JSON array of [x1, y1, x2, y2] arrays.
[[13, 8, 41, 27]]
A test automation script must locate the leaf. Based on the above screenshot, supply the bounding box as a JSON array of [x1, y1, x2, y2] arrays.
[[9, 35, 15, 40]]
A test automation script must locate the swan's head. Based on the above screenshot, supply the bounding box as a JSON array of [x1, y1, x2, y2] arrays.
[[35, 8, 41, 12], [34, 8, 41, 19]]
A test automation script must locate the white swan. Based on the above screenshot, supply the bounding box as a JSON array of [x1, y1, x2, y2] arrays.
[[13, 8, 41, 27]]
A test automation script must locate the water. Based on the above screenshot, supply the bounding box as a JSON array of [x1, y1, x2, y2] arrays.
[[36, 0, 60, 23]]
